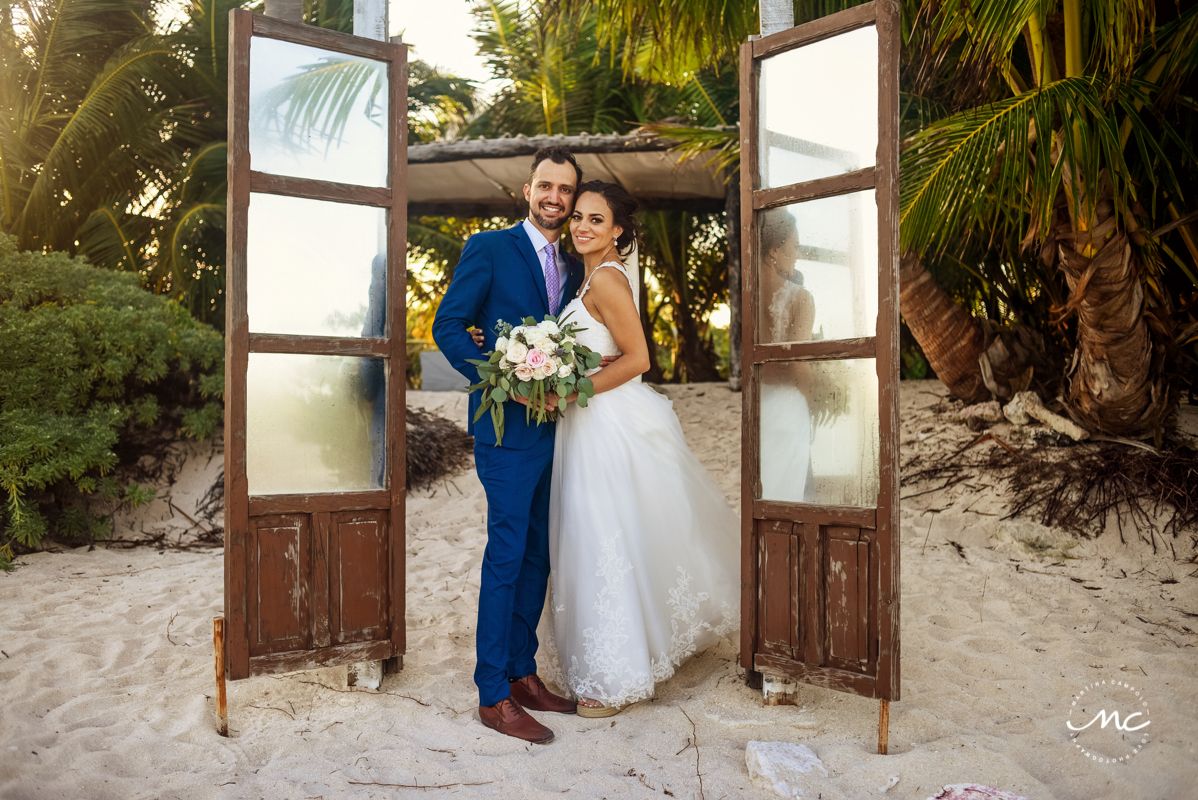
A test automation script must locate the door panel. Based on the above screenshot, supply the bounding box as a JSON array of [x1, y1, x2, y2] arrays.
[[225, 10, 407, 681], [247, 514, 311, 656], [740, 0, 899, 703], [330, 511, 390, 643], [757, 520, 797, 660]]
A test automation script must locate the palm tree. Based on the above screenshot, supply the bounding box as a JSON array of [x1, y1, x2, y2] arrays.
[[572, 0, 1198, 435], [900, 0, 1198, 436]]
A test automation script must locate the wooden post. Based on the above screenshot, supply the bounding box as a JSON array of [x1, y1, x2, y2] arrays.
[[725, 170, 742, 391], [759, 0, 795, 36], [878, 699, 889, 754], [213, 616, 228, 737]]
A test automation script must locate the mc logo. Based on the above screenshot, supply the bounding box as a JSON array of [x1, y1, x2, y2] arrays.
[[1066, 679, 1152, 765]]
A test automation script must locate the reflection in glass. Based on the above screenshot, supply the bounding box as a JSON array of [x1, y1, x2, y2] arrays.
[[249, 37, 389, 186], [758, 191, 878, 344], [247, 193, 386, 337], [759, 359, 878, 507], [758, 26, 877, 188], [247, 354, 386, 495]]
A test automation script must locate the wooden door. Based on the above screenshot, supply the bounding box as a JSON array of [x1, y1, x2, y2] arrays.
[[223, 10, 408, 680], [738, 1, 900, 702]]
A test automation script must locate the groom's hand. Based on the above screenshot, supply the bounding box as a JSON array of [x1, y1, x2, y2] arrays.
[[470, 327, 485, 349], [599, 354, 622, 368], [512, 394, 560, 414]]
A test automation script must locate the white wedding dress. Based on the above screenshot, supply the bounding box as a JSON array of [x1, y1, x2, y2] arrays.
[[540, 262, 740, 707]]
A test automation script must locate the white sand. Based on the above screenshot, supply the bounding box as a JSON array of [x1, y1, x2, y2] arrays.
[[2, 382, 1196, 800]]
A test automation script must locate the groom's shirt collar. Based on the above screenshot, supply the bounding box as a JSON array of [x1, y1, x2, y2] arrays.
[[522, 217, 569, 281]]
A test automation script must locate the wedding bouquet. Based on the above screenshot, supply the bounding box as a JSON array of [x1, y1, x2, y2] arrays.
[[466, 314, 600, 446]]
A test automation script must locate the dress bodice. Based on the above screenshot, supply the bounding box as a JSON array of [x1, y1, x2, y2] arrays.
[[559, 262, 635, 375]]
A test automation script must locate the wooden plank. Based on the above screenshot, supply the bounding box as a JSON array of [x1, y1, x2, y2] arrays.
[[802, 521, 824, 666], [213, 616, 228, 736], [248, 333, 389, 357], [752, 166, 875, 211], [248, 490, 391, 516], [407, 131, 688, 163], [224, 7, 254, 682], [250, 171, 391, 207], [790, 532, 801, 666], [725, 170, 743, 390], [247, 515, 311, 656], [757, 521, 795, 660], [826, 535, 856, 662], [311, 512, 331, 649], [755, 653, 876, 697], [387, 44, 409, 664], [738, 39, 760, 675], [248, 638, 393, 677], [752, 1, 877, 59], [874, 0, 902, 705], [329, 511, 390, 644], [857, 538, 871, 662], [753, 501, 876, 529], [753, 337, 875, 364], [408, 198, 724, 217], [252, 13, 395, 60]]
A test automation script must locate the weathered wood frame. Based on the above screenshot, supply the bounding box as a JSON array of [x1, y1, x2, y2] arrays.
[[738, 0, 900, 702], [224, 9, 408, 681]]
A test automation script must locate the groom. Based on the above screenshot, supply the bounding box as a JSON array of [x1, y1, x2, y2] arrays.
[[432, 147, 586, 744]]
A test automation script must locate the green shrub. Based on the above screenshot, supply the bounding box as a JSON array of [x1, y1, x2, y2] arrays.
[[0, 236, 223, 569]]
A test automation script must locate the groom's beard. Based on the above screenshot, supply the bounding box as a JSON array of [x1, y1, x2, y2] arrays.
[[531, 207, 568, 230]]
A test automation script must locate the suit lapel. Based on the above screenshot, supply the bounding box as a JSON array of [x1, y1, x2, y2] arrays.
[[509, 224, 550, 315]]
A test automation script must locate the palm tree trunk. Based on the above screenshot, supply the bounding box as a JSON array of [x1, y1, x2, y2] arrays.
[[1054, 194, 1169, 435], [898, 250, 990, 403]]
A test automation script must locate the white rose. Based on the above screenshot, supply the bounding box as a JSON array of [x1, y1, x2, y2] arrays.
[[537, 320, 560, 336], [506, 341, 528, 363], [495, 336, 510, 352], [557, 364, 573, 378], [545, 355, 561, 372], [531, 366, 549, 381], [514, 363, 534, 381]]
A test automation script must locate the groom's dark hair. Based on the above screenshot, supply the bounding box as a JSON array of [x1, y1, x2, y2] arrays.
[[529, 146, 583, 188]]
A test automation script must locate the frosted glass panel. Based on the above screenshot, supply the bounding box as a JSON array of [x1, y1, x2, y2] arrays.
[[246, 193, 386, 337], [759, 359, 878, 507], [759, 26, 877, 188], [758, 191, 878, 344], [249, 37, 388, 187], [247, 354, 386, 495]]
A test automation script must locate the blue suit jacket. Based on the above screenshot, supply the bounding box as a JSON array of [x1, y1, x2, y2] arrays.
[[432, 224, 583, 449]]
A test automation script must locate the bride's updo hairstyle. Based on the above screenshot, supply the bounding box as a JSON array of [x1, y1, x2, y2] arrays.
[[576, 180, 639, 256]]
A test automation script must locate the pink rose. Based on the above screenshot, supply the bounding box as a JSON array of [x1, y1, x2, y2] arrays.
[[514, 364, 534, 381], [526, 348, 547, 369]]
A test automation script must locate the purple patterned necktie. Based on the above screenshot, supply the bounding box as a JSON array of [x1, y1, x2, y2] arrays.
[[544, 242, 561, 313]]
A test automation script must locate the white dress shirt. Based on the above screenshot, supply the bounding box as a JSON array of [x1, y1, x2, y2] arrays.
[[522, 218, 568, 298]]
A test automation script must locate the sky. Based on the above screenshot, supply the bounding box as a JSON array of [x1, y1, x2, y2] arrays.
[[392, 0, 497, 97]]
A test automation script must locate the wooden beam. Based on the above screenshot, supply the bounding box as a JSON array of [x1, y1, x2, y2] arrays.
[[753, 501, 877, 529], [759, 0, 794, 36], [250, 172, 392, 207], [248, 490, 391, 516], [248, 333, 389, 357], [407, 197, 725, 218], [752, 1, 877, 59], [726, 170, 742, 391], [408, 132, 720, 164]]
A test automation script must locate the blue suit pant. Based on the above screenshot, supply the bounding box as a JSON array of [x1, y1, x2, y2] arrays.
[[472, 431, 554, 707]]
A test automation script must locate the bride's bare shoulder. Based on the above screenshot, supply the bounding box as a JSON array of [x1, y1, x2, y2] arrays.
[[586, 268, 634, 306]]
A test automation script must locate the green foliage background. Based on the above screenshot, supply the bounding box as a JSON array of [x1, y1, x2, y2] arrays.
[[0, 236, 223, 569]]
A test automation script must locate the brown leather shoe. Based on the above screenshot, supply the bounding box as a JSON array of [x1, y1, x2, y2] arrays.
[[510, 674, 578, 714], [478, 697, 554, 744]]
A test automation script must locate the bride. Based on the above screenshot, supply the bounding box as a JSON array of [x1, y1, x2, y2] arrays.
[[543, 181, 740, 717]]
